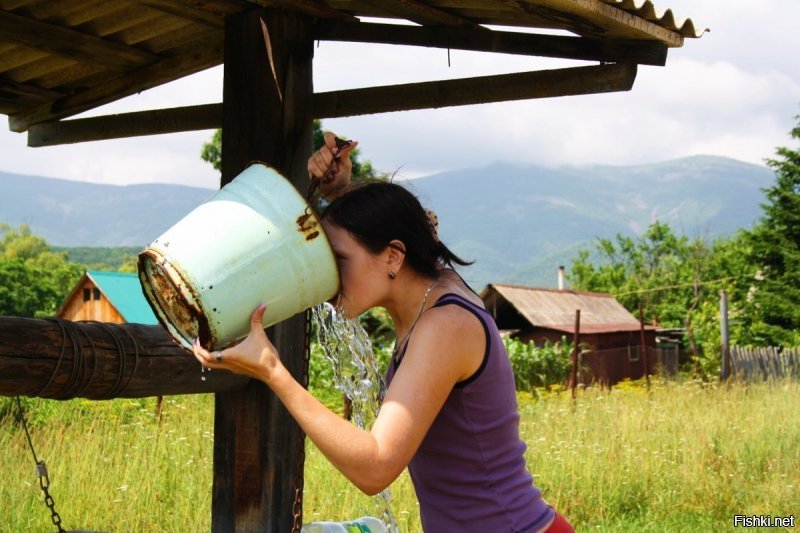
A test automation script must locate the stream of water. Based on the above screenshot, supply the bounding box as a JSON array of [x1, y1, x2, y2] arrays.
[[312, 302, 399, 533]]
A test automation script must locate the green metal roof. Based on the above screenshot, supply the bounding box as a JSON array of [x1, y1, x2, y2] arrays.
[[87, 270, 158, 326]]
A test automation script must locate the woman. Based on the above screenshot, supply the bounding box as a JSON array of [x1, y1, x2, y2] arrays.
[[193, 133, 573, 532]]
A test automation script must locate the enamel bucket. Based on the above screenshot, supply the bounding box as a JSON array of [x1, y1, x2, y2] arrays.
[[137, 163, 339, 350]]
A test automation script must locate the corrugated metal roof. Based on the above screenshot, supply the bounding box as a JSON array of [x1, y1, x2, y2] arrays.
[[601, 0, 707, 37], [87, 270, 158, 325], [483, 283, 647, 333]]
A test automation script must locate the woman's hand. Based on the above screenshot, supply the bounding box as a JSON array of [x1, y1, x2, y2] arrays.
[[307, 131, 358, 201], [192, 304, 284, 383]]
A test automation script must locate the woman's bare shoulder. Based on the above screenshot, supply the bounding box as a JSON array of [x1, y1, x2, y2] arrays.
[[411, 299, 485, 382]]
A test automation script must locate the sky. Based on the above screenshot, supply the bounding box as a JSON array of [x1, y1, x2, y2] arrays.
[[1, 0, 799, 189]]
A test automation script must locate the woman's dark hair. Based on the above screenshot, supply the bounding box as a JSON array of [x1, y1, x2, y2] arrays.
[[322, 181, 472, 278]]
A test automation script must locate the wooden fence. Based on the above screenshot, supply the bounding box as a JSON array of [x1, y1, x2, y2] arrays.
[[730, 346, 800, 381]]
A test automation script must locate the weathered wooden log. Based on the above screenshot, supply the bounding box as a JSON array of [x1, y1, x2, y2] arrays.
[[0, 317, 249, 399]]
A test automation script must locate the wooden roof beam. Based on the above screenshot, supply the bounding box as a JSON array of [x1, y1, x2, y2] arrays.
[[0, 10, 159, 70], [0, 76, 65, 101], [0, 97, 24, 115], [315, 62, 637, 118], [313, 20, 667, 66], [9, 40, 223, 132], [28, 103, 222, 146], [27, 63, 636, 146]]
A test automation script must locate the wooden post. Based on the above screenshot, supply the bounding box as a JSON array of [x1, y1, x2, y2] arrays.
[[720, 289, 730, 381], [214, 9, 314, 532], [570, 309, 580, 399], [638, 301, 650, 388]]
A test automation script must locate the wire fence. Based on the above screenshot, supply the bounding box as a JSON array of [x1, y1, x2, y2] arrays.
[[730, 346, 800, 381]]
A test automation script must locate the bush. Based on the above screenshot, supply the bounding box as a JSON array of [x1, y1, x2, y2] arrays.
[[504, 337, 573, 392]]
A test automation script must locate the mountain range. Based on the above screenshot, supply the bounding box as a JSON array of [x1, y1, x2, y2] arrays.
[[0, 155, 774, 289]]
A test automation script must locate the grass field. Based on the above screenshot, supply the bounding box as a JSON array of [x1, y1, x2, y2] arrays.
[[1, 379, 798, 532]]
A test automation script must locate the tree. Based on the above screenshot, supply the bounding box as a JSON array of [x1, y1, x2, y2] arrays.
[[571, 221, 705, 325], [0, 224, 82, 317], [201, 120, 384, 181], [1, 223, 56, 264], [569, 221, 746, 375], [742, 115, 800, 346], [200, 129, 222, 172]]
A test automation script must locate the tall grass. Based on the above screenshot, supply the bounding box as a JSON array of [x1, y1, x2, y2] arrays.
[[1, 379, 798, 532], [522, 379, 799, 531], [0, 395, 215, 532]]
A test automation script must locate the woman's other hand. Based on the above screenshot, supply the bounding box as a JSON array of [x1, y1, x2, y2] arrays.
[[192, 304, 284, 383], [307, 131, 358, 201]]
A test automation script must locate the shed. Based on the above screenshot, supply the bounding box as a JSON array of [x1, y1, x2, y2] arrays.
[[481, 283, 657, 384], [58, 270, 158, 325]]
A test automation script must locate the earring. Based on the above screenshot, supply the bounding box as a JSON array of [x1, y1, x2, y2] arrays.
[[388, 271, 396, 280]]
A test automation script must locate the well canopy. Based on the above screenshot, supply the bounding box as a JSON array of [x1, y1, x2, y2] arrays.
[[1, 0, 704, 137]]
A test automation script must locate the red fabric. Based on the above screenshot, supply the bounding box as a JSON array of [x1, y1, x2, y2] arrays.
[[544, 512, 575, 533]]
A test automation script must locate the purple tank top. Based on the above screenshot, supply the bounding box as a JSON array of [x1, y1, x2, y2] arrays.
[[386, 293, 554, 532]]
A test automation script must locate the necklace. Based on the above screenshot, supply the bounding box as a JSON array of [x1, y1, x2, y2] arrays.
[[392, 278, 438, 364]]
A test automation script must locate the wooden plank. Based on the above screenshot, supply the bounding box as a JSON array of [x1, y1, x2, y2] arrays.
[[355, 0, 482, 27], [0, 97, 24, 114], [27, 103, 221, 146], [0, 317, 249, 399], [730, 345, 800, 381], [213, 8, 314, 531], [112, 13, 192, 46], [248, 0, 358, 21], [131, 0, 249, 29], [0, 10, 159, 70], [0, 76, 65, 101], [4, 0, 121, 26], [0, 46, 49, 72], [142, 24, 221, 55], [9, 39, 223, 131], [9, 57, 99, 90], [73, 4, 162, 38], [313, 19, 667, 65], [315, 62, 638, 118], [554, 0, 684, 46]]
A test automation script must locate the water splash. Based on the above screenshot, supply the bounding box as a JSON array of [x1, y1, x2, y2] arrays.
[[312, 302, 398, 533]]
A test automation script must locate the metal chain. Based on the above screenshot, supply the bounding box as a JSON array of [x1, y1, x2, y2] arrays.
[[291, 308, 312, 533], [15, 398, 66, 533]]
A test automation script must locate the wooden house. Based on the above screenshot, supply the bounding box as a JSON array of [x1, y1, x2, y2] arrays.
[[481, 283, 657, 385], [58, 270, 158, 325]]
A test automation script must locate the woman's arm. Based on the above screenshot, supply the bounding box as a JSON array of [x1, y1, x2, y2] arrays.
[[194, 303, 485, 495]]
